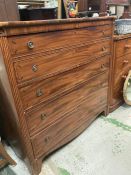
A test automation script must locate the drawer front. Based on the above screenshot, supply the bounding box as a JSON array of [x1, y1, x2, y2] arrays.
[[112, 53, 131, 105], [9, 25, 112, 58], [14, 39, 111, 84], [20, 55, 109, 110], [116, 38, 131, 58], [26, 72, 108, 137], [31, 74, 108, 158]]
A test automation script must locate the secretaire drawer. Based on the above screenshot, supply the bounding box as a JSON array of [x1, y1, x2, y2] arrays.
[[116, 38, 131, 58], [30, 75, 108, 158], [114, 53, 131, 101], [14, 39, 111, 84], [26, 72, 108, 137], [20, 55, 109, 110], [114, 52, 131, 76], [9, 24, 112, 58]]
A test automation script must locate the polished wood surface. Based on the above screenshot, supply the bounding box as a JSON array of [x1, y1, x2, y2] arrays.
[[25, 60, 109, 136], [9, 25, 111, 58], [20, 55, 110, 110], [0, 17, 114, 175], [109, 34, 131, 112], [32, 73, 108, 158], [14, 39, 111, 84]]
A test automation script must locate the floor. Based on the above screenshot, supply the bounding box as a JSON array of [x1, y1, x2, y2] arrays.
[[1, 104, 131, 175]]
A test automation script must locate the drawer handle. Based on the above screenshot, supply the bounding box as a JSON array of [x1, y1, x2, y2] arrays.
[[125, 45, 131, 49], [101, 64, 105, 69], [27, 41, 34, 49], [102, 31, 105, 36], [123, 60, 129, 64], [40, 113, 47, 121], [32, 65, 38, 72], [36, 89, 43, 97], [44, 136, 50, 144], [101, 83, 105, 87], [122, 75, 127, 79], [102, 47, 106, 52]]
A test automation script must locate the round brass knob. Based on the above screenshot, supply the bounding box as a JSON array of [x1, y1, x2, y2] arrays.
[[102, 47, 106, 52], [27, 41, 34, 49], [36, 89, 43, 97], [40, 113, 47, 121]]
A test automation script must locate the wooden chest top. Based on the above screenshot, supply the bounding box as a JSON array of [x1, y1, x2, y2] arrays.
[[0, 16, 115, 36]]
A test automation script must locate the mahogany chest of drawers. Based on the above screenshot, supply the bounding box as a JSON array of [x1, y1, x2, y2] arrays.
[[0, 17, 114, 175], [109, 34, 131, 112]]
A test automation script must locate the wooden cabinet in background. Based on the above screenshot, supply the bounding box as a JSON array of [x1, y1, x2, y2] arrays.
[[109, 34, 131, 112], [0, 0, 19, 21], [78, 0, 88, 12]]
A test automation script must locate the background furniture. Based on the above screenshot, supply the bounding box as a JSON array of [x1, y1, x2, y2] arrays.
[[18, 0, 58, 20], [0, 0, 109, 21], [0, 17, 114, 175], [0, 0, 19, 21], [109, 34, 131, 112], [0, 138, 16, 169], [78, 0, 107, 16], [107, 0, 131, 18], [78, 0, 131, 18], [19, 7, 57, 20], [78, 0, 88, 12], [17, 0, 48, 7], [0, 0, 57, 21]]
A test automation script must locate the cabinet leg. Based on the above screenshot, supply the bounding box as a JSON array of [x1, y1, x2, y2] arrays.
[[102, 108, 109, 117], [31, 158, 43, 175], [0, 141, 16, 168]]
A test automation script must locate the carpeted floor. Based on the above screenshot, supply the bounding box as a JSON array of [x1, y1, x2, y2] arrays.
[[1, 104, 131, 175]]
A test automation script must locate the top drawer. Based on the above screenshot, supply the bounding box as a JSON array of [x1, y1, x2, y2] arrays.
[[115, 37, 131, 58], [9, 24, 112, 58], [13, 39, 111, 84]]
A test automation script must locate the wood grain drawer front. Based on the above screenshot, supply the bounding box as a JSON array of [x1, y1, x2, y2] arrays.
[[20, 55, 109, 110], [26, 72, 108, 137], [115, 53, 131, 77], [9, 25, 111, 58], [14, 39, 111, 84], [31, 73, 108, 158], [116, 38, 131, 58], [113, 53, 131, 104]]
